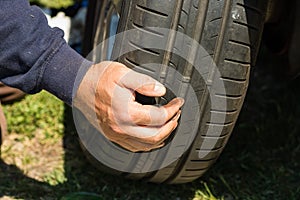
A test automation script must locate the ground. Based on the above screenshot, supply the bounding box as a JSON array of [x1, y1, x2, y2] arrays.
[[1, 44, 300, 199]]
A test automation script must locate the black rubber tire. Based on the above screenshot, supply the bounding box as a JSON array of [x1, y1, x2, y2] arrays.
[[82, 0, 268, 184]]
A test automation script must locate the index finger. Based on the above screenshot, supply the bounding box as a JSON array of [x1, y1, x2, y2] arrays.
[[128, 97, 184, 126], [119, 70, 166, 97], [126, 111, 181, 145]]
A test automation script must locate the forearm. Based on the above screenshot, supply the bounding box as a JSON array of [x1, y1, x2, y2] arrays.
[[0, 0, 92, 105]]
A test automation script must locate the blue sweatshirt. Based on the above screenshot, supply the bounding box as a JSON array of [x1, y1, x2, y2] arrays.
[[0, 0, 93, 105]]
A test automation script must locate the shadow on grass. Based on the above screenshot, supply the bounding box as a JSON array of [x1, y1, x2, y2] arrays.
[[0, 105, 197, 200]]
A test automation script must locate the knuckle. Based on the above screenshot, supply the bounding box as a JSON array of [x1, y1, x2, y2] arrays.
[[144, 75, 154, 83], [147, 135, 161, 145], [110, 124, 123, 134], [156, 107, 168, 123], [152, 137, 161, 144], [130, 109, 150, 125], [117, 112, 131, 123], [140, 74, 154, 85]]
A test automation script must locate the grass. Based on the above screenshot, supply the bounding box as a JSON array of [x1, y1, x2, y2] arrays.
[[1, 45, 300, 199]]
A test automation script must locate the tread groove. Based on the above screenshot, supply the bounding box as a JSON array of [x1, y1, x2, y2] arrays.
[[201, 135, 229, 139], [215, 93, 243, 99], [196, 145, 223, 152], [162, 0, 211, 184], [128, 41, 160, 56], [209, 16, 222, 23], [190, 158, 216, 162], [202, 131, 231, 138], [233, 20, 259, 31], [210, 109, 238, 114], [210, 0, 232, 72], [181, 174, 205, 178], [229, 39, 252, 48], [132, 22, 165, 37], [224, 58, 251, 65], [236, 3, 263, 15], [124, 57, 156, 73], [186, 168, 209, 172], [178, 23, 185, 31], [169, 61, 177, 68], [221, 76, 247, 83], [181, 8, 188, 16], [206, 121, 234, 126], [168, 0, 232, 184], [160, 0, 184, 82], [136, 4, 169, 18]]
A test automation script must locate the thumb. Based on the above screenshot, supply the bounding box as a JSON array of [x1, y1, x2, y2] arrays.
[[120, 70, 166, 97]]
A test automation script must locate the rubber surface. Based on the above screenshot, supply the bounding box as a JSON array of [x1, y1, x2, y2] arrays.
[[83, 0, 267, 184]]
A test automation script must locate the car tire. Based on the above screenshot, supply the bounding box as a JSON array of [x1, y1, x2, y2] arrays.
[[82, 0, 268, 184]]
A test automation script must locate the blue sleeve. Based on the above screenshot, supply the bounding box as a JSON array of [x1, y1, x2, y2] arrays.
[[0, 0, 93, 105]]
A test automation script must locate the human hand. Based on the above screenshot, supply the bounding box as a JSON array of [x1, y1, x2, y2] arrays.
[[74, 61, 184, 152]]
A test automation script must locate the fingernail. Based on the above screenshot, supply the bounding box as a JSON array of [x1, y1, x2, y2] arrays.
[[172, 111, 181, 121], [154, 82, 166, 93], [177, 113, 181, 120], [172, 123, 178, 132], [177, 97, 185, 107]]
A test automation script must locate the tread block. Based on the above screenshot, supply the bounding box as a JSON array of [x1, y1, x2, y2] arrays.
[[209, 109, 238, 124], [205, 122, 235, 137], [132, 7, 171, 28], [219, 60, 250, 81], [232, 4, 263, 29], [230, 22, 259, 46], [211, 94, 244, 112], [190, 148, 223, 160], [225, 41, 251, 63]]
